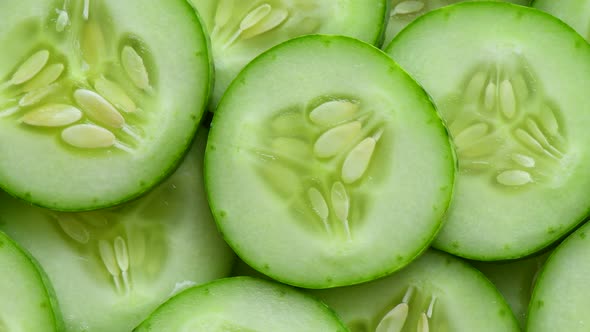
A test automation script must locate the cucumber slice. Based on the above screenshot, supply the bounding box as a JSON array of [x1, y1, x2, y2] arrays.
[[0, 231, 63, 332], [0, 0, 211, 210], [533, 0, 590, 40], [310, 250, 520, 332], [385, 2, 590, 260], [134, 276, 348, 332], [191, 0, 387, 108], [206, 35, 455, 288], [0, 128, 234, 332], [384, 0, 530, 47], [527, 221, 590, 331]]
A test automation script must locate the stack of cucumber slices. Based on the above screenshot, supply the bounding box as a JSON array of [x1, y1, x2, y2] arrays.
[[4, 0, 590, 331]]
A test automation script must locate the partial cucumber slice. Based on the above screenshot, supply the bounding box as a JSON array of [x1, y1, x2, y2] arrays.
[[206, 35, 455, 288], [0, 128, 234, 332], [191, 0, 387, 108], [0, 231, 63, 332], [527, 221, 590, 331], [0, 0, 211, 210], [533, 0, 590, 40], [134, 276, 348, 331], [386, 2, 590, 260], [310, 250, 520, 332], [384, 0, 530, 47]]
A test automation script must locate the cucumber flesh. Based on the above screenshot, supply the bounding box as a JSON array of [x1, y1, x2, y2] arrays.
[[0, 128, 234, 332], [134, 276, 348, 332], [206, 35, 455, 288], [310, 250, 520, 332], [386, 2, 590, 260], [191, 0, 387, 108], [0, 0, 210, 210], [0, 231, 63, 332]]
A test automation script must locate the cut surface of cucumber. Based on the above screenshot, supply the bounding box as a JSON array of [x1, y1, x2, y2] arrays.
[[206, 35, 455, 288], [533, 0, 590, 40], [386, 2, 590, 260], [0, 0, 211, 210], [527, 221, 590, 331], [191, 0, 387, 108], [384, 0, 530, 47], [134, 276, 348, 332], [0, 231, 63, 332], [311, 250, 520, 332], [0, 129, 234, 332]]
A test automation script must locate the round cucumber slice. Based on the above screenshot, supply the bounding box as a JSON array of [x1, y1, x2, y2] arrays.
[[310, 250, 520, 332], [0, 0, 211, 210], [191, 0, 387, 108], [0, 231, 63, 332], [384, 0, 530, 48], [527, 221, 590, 331], [206, 35, 455, 288], [0, 128, 234, 332], [533, 0, 590, 40], [134, 276, 348, 332], [385, 2, 590, 260]]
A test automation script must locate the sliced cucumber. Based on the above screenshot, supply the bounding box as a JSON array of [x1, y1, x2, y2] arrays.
[[384, 0, 530, 47], [134, 276, 348, 332], [206, 35, 455, 288], [0, 231, 63, 332], [191, 0, 387, 108], [310, 250, 520, 332], [527, 221, 590, 331], [0, 0, 211, 210], [0, 128, 234, 332], [533, 0, 590, 40], [386, 2, 590, 260]]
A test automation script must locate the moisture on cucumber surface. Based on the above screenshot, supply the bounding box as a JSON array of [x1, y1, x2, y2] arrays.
[[0, 0, 211, 210], [527, 220, 590, 331], [385, 2, 590, 260], [134, 276, 348, 332], [0, 231, 63, 332], [309, 250, 520, 332], [206, 35, 455, 288], [533, 0, 590, 40], [190, 0, 387, 108], [0, 128, 234, 332]]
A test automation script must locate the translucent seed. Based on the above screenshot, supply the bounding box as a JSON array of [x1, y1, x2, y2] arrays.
[[98, 240, 120, 276], [539, 104, 559, 136], [484, 82, 496, 111], [114, 236, 129, 272], [309, 100, 359, 126], [19, 84, 59, 107], [271, 137, 310, 159], [83, 0, 90, 20], [314, 121, 362, 158], [242, 8, 289, 39], [262, 163, 299, 197], [61, 124, 116, 149], [526, 119, 552, 149], [512, 73, 529, 101], [56, 9, 69, 32], [122, 46, 150, 91], [341, 137, 376, 184], [514, 129, 545, 154], [308, 187, 329, 221], [94, 77, 137, 113], [240, 4, 272, 31], [331, 182, 349, 222], [74, 89, 125, 128], [22, 104, 82, 127], [457, 138, 496, 158], [426, 296, 437, 318], [453, 123, 488, 148], [22, 63, 64, 92], [392, 1, 425, 15], [499, 80, 516, 119], [512, 153, 535, 168], [497, 170, 533, 186], [464, 71, 487, 103], [417, 312, 430, 332], [376, 303, 409, 332], [56, 214, 90, 244], [82, 21, 105, 65], [11, 50, 50, 85], [214, 0, 234, 28]]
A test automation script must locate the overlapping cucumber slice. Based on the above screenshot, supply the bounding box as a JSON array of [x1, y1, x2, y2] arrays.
[[0, 0, 211, 210], [0, 129, 234, 332], [533, 0, 590, 39], [0, 231, 63, 332], [206, 35, 455, 288], [134, 277, 348, 331], [386, 2, 590, 260], [191, 0, 387, 108]]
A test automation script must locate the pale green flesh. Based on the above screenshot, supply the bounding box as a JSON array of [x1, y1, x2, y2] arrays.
[[386, 2, 590, 260], [0, 129, 234, 332], [384, 0, 530, 47], [310, 250, 519, 332], [527, 221, 590, 331], [191, 0, 387, 108], [134, 277, 348, 332], [206, 35, 455, 288], [0, 231, 62, 332], [0, 0, 210, 210], [533, 0, 590, 40]]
